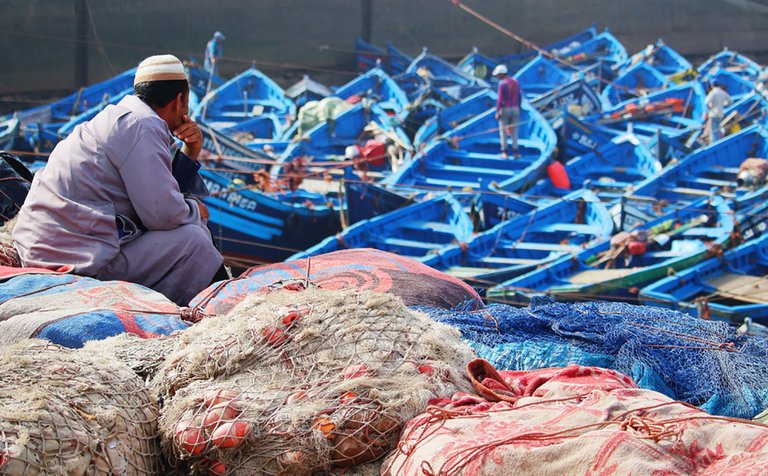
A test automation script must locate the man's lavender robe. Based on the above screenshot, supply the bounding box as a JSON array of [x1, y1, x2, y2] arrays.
[[13, 95, 222, 305]]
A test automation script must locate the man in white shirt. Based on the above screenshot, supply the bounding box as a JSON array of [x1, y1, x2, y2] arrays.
[[705, 81, 732, 144]]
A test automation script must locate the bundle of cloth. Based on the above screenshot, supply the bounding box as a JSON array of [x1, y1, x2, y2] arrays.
[[189, 248, 484, 316], [383, 360, 768, 475]]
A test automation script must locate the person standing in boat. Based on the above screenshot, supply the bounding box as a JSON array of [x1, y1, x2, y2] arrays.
[[12, 54, 226, 306], [204, 31, 226, 75], [493, 64, 522, 159], [704, 80, 732, 144]]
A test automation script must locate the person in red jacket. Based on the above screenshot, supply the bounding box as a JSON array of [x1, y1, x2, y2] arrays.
[[493, 64, 522, 159]]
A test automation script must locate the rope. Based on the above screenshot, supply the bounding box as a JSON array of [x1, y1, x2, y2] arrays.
[[83, 0, 117, 76], [447, 0, 581, 72]]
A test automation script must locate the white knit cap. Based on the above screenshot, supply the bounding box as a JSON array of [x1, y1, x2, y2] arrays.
[[134, 54, 187, 85]]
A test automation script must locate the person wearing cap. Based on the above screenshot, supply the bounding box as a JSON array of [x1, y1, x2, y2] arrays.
[[492, 64, 522, 159], [204, 31, 226, 75], [704, 80, 732, 144], [12, 54, 225, 306]]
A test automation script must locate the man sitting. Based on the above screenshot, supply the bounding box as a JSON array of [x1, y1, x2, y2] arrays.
[[13, 54, 226, 305]]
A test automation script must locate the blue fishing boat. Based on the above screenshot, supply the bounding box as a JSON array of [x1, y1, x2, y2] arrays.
[[185, 57, 226, 98], [0, 118, 20, 150], [406, 47, 489, 99], [496, 24, 598, 74], [555, 29, 628, 73], [529, 78, 607, 128], [629, 125, 768, 210], [198, 121, 275, 181], [287, 193, 473, 261], [478, 186, 538, 229], [649, 128, 694, 165], [333, 66, 410, 122], [394, 71, 458, 137], [698, 48, 762, 81], [422, 189, 613, 286], [10, 68, 136, 153], [413, 89, 496, 148], [457, 47, 500, 82], [722, 91, 768, 129], [285, 74, 333, 108], [590, 81, 706, 141], [355, 37, 386, 72], [386, 42, 414, 76], [385, 101, 556, 194], [602, 62, 669, 106], [526, 132, 661, 201], [343, 169, 414, 225], [558, 111, 619, 159], [640, 232, 768, 325], [201, 168, 342, 266], [192, 67, 296, 142], [514, 55, 573, 99], [487, 194, 736, 304], [619, 39, 692, 77]]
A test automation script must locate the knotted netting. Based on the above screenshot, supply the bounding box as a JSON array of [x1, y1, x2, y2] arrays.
[[0, 340, 163, 475], [420, 296, 768, 419], [84, 332, 182, 382], [153, 287, 475, 475]]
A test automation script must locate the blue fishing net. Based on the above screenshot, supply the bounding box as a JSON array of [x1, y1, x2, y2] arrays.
[[418, 296, 768, 419]]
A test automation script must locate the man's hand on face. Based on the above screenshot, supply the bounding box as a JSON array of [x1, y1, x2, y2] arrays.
[[174, 115, 203, 161]]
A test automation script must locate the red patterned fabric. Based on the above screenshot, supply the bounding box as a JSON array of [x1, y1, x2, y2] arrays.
[[190, 248, 483, 315], [383, 360, 768, 475]]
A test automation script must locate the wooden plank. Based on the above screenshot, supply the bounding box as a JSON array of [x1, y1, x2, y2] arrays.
[[481, 256, 540, 265], [706, 273, 768, 304], [502, 241, 581, 253], [375, 237, 440, 250], [445, 266, 492, 278], [569, 268, 635, 284], [533, 222, 605, 236]]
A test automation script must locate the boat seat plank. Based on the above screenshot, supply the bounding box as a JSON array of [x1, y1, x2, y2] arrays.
[[569, 268, 635, 284], [435, 163, 520, 177], [532, 222, 605, 236], [659, 186, 734, 198], [679, 177, 735, 188], [373, 237, 442, 250], [424, 177, 481, 189], [680, 227, 728, 239], [480, 256, 540, 265], [404, 220, 459, 233], [445, 266, 493, 278], [500, 241, 581, 253], [588, 180, 634, 189], [644, 250, 687, 259], [706, 273, 768, 304]]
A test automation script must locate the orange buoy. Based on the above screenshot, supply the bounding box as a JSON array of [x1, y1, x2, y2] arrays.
[[547, 161, 570, 190]]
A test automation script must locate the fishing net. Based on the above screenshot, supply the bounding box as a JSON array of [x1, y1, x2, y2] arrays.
[[84, 333, 182, 383], [0, 340, 163, 475], [153, 287, 475, 475], [420, 296, 768, 419], [0, 217, 20, 267]]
